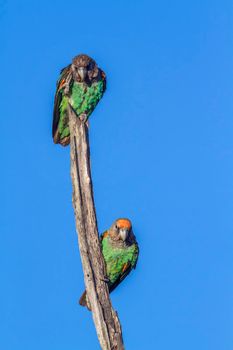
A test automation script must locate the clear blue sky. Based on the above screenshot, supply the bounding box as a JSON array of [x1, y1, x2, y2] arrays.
[[1, 0, 232, 349]]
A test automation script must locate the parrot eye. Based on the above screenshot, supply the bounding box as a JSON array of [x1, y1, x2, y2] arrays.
[[115, 224, 118, 230]]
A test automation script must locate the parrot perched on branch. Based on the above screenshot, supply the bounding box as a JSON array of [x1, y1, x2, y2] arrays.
[[52, 54, 106, 146], [79, 218, 139, 309]]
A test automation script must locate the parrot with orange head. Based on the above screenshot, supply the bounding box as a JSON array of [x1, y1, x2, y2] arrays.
[[79, 218, 139, 309]]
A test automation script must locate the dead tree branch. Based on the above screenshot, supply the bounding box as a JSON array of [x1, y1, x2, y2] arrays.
[[68, 105, 124, 350]]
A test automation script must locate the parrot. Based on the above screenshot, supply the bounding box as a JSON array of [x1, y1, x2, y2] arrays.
[[79, 218, 139, 309], [52, 54, 106, 146]]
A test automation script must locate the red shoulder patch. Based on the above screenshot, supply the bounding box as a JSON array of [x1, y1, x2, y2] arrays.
[[122, 262, 130, 273], [103, 231, 109, 239], [58, 79, 66, 90]]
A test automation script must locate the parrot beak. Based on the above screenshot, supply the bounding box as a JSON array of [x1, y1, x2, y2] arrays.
[[78, 67, 87, 81], [119, 228, 128, 241]]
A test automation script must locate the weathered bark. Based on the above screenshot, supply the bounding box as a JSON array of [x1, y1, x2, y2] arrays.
[[68, 105, 124, 350]]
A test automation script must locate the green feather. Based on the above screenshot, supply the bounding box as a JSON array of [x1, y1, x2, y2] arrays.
[[101, 235, 138, 285], [59, 96, 69, 138], [70, 80, 104, 116], [57, 80, 105, 141]]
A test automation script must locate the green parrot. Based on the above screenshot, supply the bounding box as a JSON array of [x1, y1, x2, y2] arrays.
[[52, 54, 106, 146], [79, 218, 139, 309]]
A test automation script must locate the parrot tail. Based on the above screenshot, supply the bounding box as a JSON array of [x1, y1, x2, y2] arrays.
[[79, 291, 91, 311]]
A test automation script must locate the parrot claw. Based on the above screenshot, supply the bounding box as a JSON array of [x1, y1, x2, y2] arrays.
[[64, 85, 69, 95], [79, 113, 88, 123], [100, 276, 110, 284]]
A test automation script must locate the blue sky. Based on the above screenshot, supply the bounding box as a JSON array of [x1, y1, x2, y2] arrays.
[[1, 0, 233, 349]]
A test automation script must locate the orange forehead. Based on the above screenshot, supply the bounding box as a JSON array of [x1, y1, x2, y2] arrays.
[[116, 219, 132, 229]]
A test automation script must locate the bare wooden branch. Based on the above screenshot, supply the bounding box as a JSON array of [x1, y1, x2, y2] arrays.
[[68, 105, 124, 350]]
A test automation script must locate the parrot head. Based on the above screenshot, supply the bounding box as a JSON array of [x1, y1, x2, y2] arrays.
[[109, 218, 133, 242], [71, 54, 99, 83]]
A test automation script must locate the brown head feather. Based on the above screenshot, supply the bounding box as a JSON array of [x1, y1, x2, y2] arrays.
[[71, 54, 100, 83]]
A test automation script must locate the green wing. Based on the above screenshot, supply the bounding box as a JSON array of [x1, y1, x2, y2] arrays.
[[52, 65, 72, 146]]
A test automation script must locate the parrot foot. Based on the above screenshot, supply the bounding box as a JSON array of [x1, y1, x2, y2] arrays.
[[79, 113, 88, 123], [64, 84, 70, 95], [100, 276, 110, 284]]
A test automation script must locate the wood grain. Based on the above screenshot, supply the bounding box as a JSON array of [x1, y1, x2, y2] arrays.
[[68, 104, 124, 350]]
